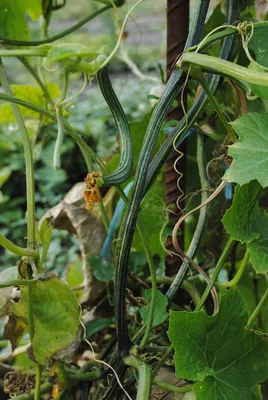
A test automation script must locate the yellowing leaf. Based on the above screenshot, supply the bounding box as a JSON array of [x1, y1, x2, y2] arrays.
[[0, 83, 60, 124], [21, 278, 80, 365]]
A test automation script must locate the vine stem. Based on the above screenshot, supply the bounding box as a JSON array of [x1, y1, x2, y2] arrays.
[[0, 64, 36, 249], [153, 380, 195, 393], [99, 0, 145, 70], [0, 5, 112, 46], [124, 355, 152, 400], [246, 287, 268, 329], [152, 343, 174, 378], [34, 365, 42, 400], [166, 133, 209, 301], [195, 236, 234, 311], [0, 234, 38, 258], [0, 64, 40, 398], [220, 249, 250, 288], [0, 92, 106, 170], [196, 74, 236, 142]]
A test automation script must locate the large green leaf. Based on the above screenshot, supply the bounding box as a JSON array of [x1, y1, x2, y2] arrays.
[[222, 180, 268, 273], [140, 289, 168, 327], [0, 0, 29, 41], [168, 288, 268, 400], [222, 180, 262, 243], [21, 278, 80, 365], [224, 113, 268, 187]]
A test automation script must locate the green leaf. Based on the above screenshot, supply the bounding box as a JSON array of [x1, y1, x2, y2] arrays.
[[130, 112, 164, 170], [222, 180, 268, 273], [25, 0, 42, 21], [85, 318, 114, 338], [39, 216, 53, 264], [65, 258, 84, 300], [0, 84, 60, 124], [0, 0, 29, 41], [168, 288, 268, 400], [202, 4, 225, 57], [132, 178, 167, 256], [248, 62, 268, 100], [0, 167, 11, 188], [249, 25, 268, 67], [140, 289, 168, 327], [224, 113, 268, 187], [20, 278, 80, 365], [222, 180, 262, 243], [37, 166, 67, 185], [129, 252, 148, 277], [203, 4, 225, 38], [0, 266, 18, 282], [89, 255, 115, 282]]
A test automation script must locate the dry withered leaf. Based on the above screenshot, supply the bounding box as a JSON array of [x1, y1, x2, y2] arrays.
[[39, 182, 115, 305]]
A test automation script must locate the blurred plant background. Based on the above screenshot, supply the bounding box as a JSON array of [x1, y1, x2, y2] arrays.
[[0, 0, 168, 271]]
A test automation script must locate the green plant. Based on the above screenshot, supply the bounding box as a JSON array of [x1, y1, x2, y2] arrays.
[[0, 0, 268, 399]]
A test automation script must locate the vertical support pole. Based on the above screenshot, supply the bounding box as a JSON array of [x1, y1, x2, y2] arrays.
[[165, 0, 189, 275]]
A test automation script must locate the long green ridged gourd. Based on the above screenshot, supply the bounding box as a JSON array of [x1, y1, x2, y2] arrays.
[[114, 0, 211, 356], [97, 67, 133, 186]]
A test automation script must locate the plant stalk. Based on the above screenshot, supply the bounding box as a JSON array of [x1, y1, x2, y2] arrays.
[[246, 287, 268, 329], [195, 237, 234, 311], [220, 250, 250, 288]]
